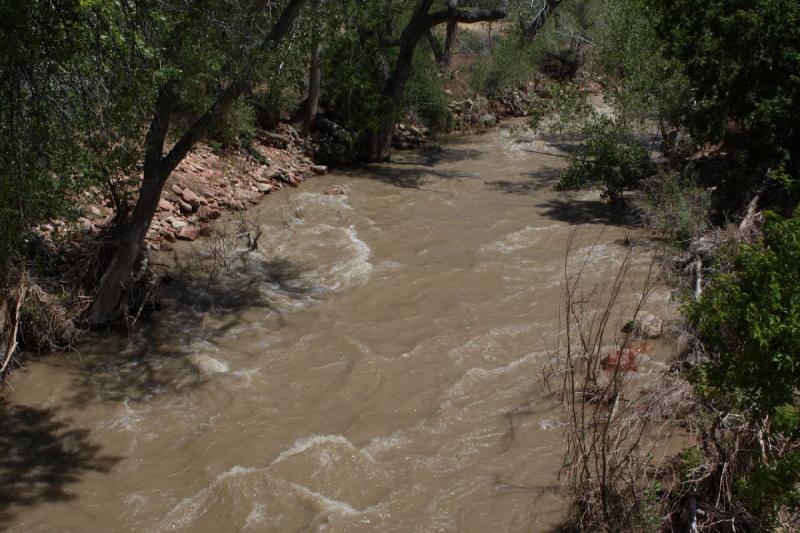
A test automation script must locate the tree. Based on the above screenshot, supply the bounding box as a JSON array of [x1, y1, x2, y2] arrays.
[[0, 0, 149, 262], [365, 0, 508, 161], [654, 0, 800, 182], [89, 0, 309, 324]]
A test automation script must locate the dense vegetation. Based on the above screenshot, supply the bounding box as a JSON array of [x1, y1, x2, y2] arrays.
[[527, 0, 800, 530]]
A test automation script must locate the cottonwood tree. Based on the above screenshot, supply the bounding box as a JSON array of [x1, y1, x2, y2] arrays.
[[90, 0, 308, 323], [364, 0, 508, 161]]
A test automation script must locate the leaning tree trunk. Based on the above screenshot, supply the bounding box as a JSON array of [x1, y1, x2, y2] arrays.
[[365, 0, 507, 162], [89, 0, 308, 324]]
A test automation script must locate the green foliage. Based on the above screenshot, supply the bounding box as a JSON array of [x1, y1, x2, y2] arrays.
[[529, 81, 651, 202], [636, 172, 712, 245], [654, 0, 800, 181], [686, 217, 800, 525], [736, 451, 800, 526], [209, 99, 258, 150], [557, 115, 650, 202], [0, 0, 151, 260], [404, 49, 452, 131], [594, 0, 690, 128], [320, 29, 385, 136], [687, 210, 800, 417], [469, 29, 547, 95]]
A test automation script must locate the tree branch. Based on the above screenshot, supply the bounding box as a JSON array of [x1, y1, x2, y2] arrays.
[[523, 0, 562, 41], [428, 8, 507, 27]]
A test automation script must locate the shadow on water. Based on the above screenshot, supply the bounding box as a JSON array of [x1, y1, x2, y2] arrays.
[[361, 146, 485, 189], [536, 197, 628, 226], [68, 255, 315, 407], [486, 167, 563, 195], [0, 397, 120, 528]]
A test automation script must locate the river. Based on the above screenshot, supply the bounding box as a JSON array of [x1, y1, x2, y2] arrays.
[[3, 122, 675, 532]]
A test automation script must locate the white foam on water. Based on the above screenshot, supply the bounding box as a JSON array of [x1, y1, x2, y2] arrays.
[[157, 465, 261, 531], [315, 226, 374, 292], [288, 482, 362, 516], [189, 354, 230, 375], [445, 351, 547, 400], [538, 418, 562, 431], [244, 502, 267, 530], [108, 400, 145, 432], [293, 191, 352, 210], [363, 432, 411, 457], [481, 224, 562, 254], [270, 434, 368, 466]]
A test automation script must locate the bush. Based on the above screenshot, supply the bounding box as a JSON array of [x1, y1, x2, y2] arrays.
[[635, 172, 711, 245], [209, 98, 257, 149], [557, 114, 651, 202], [687, 210, 800, 417], [686, 209, 800, 527], [404, 49, 453, 131], [468, 29, 546, 95], [655, 0, 800, 182]]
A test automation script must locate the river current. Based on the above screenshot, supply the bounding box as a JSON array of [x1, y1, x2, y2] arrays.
[[4, 122, 674, 532]]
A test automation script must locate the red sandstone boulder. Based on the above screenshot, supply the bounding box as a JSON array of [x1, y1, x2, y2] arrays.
[[601, 349, 638, 372], [176, 226, 199, 241]]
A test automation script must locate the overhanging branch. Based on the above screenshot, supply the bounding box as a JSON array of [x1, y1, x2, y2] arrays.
[[428, 8, 506, 27]]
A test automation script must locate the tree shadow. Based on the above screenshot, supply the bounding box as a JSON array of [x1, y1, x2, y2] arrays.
[[486, 167, 563, 195], [68, 255, 315, 406], [0, 397, 119, 527], [536, 197, 628, 226], [366, 165, 464, 189]]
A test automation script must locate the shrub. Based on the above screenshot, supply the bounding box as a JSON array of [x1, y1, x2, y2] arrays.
[[686, 209, 800, 527], [687, 210, 800, 417], [635, 172, 711, 245], [404, 50, 452, 131], [209, 98, 258, 149], [557, 114, 651, 202], [468, 29, 546, 95]]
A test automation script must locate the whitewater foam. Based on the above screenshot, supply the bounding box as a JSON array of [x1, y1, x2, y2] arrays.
[[270, 434, 367, 466]]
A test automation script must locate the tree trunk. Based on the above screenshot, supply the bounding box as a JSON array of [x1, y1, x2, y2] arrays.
[[443, 19, 457, 66], [89, 0, 308, 324], [300, 36, 322, 136], [364, 0, 507, 162], [443, 0, 459, 67]]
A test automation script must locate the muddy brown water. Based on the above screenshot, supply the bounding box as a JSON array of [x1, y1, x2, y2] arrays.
[[4, 123, 676, 532]]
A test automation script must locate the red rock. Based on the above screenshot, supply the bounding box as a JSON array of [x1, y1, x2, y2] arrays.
[[601, 349, 638, 372], [198, 225, 214, 237], [178, 199, 194, 214], [162, 230, 177, 242], [181, 188, 201, 208], [197, 206, 222, 221], [310, 165, 328, 175], [158, 199, 173, 211], [171, 184, 183, 195], [176, 226, 199, 241]]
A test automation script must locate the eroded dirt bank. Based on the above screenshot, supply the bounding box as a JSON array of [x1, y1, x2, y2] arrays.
[[4, 122, 677, 532]]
